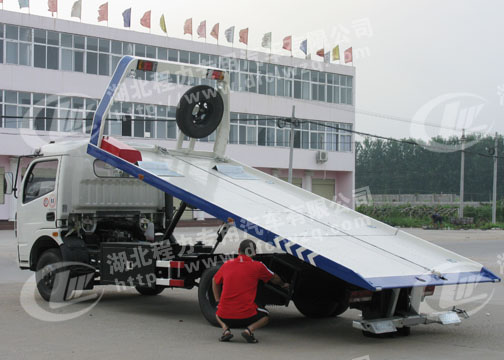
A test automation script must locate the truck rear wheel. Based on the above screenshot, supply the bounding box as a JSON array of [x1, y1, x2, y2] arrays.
[[35, 248, 68, 302], [198, 265, 220, 327], [135, 286, 164, 296], [293, 276, 349, 318]]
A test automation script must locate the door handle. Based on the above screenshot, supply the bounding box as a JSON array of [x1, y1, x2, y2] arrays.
[[46, 212, 55, 221]]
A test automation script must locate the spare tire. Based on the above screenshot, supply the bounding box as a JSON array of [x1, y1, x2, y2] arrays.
[[198, 265, 221, 327], [176, 85, 224, 139]]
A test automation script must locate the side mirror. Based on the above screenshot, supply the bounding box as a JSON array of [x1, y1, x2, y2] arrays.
[[3, 172, 13, 195]]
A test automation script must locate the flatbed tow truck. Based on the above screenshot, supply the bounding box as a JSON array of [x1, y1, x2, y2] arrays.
[[10, 56, 500, 336]]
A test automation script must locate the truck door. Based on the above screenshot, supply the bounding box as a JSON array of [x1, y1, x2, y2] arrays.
[[17, 158, 60, 263]]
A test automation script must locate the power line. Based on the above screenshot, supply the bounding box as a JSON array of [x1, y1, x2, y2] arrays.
[[283, 118, 504, 159], [1, 115, 502, 159]]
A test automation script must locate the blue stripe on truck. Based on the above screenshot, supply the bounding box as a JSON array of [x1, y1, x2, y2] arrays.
[[90, 56, 134, 146]]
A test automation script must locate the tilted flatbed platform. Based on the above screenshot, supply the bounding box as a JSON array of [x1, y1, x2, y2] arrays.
[[80, 55, 500, 334], [87, 56, 499, 292]]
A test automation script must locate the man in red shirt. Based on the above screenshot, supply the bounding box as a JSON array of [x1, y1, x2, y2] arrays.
[[212, 239, 289, 343]]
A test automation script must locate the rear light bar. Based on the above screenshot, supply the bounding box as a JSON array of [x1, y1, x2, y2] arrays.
[[424, 285, 436, 297], [207, 69, 225, 81], [137, 60, 158, 72], [349, 290, 374, 303]]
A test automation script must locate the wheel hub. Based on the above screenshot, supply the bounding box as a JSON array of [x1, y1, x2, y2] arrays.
[[191, 101, 213, 127]]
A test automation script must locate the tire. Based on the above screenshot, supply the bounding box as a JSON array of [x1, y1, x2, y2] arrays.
[[331, 299, 350, 317], [331, 291, 350, 317], [35, 248, 68, 302], [293, 275, 348, 318], [198, 265, 221, 327], [396, 326, 411, 336], [362, 330, 384, 338], [135, 285, 164, 296], [176, 85, 224, 139]]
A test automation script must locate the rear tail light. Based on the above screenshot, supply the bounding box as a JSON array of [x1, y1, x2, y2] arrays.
[[424, 285, 435, 297], [207, 69, 225, 81], [137, 60, 158, 72], [349, 290, 374, 303]]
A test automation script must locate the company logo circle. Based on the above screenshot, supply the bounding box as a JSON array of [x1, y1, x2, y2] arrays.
[[411, 93, 492, 153], [413, 262, 495, 317], [20, 261, 104, 322], [17, 92, 92, 153]]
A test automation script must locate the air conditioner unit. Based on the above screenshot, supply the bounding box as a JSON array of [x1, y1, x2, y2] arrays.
[[316, 150, 328, 163]]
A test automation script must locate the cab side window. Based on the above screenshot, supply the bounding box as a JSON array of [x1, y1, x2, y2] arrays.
[[23, 160, 58, 204]]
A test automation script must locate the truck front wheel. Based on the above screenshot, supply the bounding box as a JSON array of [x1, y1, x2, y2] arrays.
[[198, 265, 220, 327], [35, 248, 68, 302]]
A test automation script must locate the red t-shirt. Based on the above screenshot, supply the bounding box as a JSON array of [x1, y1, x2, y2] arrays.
[[214, 255, 274, 319]]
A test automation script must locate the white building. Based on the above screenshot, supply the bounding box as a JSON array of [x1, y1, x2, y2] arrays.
[[0, 11, 355, 223]]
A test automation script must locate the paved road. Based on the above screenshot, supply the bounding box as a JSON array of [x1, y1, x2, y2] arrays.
[[0, 229, 502, 360]]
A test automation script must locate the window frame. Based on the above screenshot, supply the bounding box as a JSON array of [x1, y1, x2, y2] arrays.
[[22, 159, 59, 204]]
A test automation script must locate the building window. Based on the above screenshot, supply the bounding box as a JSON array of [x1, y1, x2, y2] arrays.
[[0, 24, 354, 107], [0, 87, 351, 152]]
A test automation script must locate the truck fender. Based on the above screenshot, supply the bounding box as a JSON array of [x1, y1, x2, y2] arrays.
[[29, 236, 60, 271], [59, 237, 90, 265]]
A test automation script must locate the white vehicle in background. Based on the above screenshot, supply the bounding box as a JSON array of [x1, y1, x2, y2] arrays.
[[5, 57, 500, 336]]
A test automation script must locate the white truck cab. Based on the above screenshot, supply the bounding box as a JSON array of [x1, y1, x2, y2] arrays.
[[16, 140, 164, 271]]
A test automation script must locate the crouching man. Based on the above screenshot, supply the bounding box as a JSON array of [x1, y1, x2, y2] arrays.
[[212, 239, 289, 343]]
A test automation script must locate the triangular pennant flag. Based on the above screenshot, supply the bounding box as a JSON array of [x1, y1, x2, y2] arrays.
[[18, 0, 29, 9], [197, 20, 206, 38], [324, 51, 330, 63], [261, 32, 272, 49], [316, 48, 324, 57], [97, 2, 108, 22], [160, 14, 167, 33], [239, 28, 248, 45], [140, 10, 151, 29], [300, 39, 307, 55], [71, 0, 82, 19], [344, 47, 353, 63], [225, 26, 235, 43], [184, 18, 192, 35], [210, 23, 219, 40], [122, 8, 131, 28], [283, 35, 292, 51], [48, 0, 57, 15], [332, 45, 340, 61]]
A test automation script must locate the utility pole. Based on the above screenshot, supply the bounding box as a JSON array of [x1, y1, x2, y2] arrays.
[[492, 132, 498, 224], [287, 106, 296, 184], [458, 129, 465, 218]]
